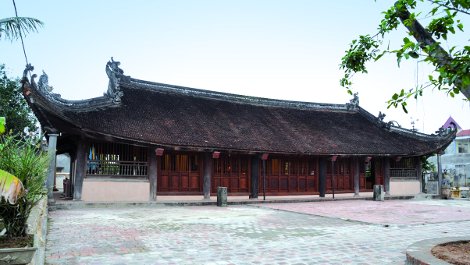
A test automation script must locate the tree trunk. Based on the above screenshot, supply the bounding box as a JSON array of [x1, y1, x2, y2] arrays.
[[396, 5, 470, 100]]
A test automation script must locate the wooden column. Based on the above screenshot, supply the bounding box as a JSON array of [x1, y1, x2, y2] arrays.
[[250, 157, 259, 199], [73, 140, 87, 201], [203, 152, 212, 200], [148, 148, 157, 201], [46, 133, 59, 203], [384, 158, 390, 195], [66, 153, 75, 199], [437, 153, 443, 194], [354, 157, 360, 196], [319, 157, 327, 197], [416, 157, 423, 193]]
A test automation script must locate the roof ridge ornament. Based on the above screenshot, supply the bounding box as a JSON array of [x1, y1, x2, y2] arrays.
[[376, 111, 402, 130], [346, 92, 359, 110], [105, 57, 124, 103], [22, 63, 34, 79], [38, 70, 53, 92]]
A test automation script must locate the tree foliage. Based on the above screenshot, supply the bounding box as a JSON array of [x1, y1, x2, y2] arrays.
[[0, 65, 38, 135], [340, 0, 470, 113], [0, 17, 43, 41]]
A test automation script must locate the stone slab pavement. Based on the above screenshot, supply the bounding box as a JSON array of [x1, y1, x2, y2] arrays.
[[261, 199, 470, 225], [45, 199, 470, 265]]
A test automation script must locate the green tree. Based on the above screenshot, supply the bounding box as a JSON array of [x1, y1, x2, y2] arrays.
[[0, 65, 37, 135], [340, 0, 469, 113], [0, 17, 43, 41]]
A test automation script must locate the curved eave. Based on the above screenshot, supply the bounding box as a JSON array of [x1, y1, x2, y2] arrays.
[[21, 79, 86, 134]]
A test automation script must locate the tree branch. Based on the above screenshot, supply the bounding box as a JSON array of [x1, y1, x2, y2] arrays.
[[426, 0, 470, 16], [396, 4, 470, 100]]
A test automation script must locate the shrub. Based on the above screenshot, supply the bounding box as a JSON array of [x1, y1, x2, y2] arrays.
[[0, 133, 48, 238]]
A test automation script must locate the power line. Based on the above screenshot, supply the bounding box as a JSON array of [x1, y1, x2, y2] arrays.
[[12, 0, 29, 65]]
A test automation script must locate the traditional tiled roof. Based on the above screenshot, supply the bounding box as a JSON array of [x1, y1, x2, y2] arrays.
[[20, 60, 455, 156]]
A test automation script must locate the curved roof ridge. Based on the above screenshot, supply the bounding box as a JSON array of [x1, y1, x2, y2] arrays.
[[389, 126, 456, 141], [126, 77, 351, 111]]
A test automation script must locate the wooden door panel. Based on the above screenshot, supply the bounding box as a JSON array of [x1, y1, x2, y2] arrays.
[[190, 176, 199, 189], [280, 177, 288, 191], [161, 175, 169, 190], [222, 178, 230, 188], [298, 177, 306, 191], [360, 174, 366, 189], [181, 175, 189, 189], [171, 175, 179, 190], [345, 176, 351, 190], [269, 177, 279, 191], [307, 178, 315, 191], [239, 177, 247, 190], [338, 176, 344, 189], [289, 177, 298, 191], [230, 178, 239, 191]]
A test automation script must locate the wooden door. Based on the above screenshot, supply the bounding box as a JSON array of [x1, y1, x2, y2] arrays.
[[212, 155, 249, 193], [158, 153, 201, 193], [261, 157, 317, 194]]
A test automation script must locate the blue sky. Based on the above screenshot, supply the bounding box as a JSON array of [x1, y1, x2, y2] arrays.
[[1, 0, 469, 133]]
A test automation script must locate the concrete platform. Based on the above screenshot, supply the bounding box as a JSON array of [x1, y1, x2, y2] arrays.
[[52, 192, 429, 209]]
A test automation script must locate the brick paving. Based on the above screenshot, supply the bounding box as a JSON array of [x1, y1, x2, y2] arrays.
[[45, 199, 470, 265]]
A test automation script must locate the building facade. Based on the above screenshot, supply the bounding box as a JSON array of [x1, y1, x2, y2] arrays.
[[429, 117, 470, 187], [21, 60, 455, 202]]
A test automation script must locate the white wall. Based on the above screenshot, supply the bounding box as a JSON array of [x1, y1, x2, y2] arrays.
[[81, 179, 150, 202], [389, 180, 420, 196]]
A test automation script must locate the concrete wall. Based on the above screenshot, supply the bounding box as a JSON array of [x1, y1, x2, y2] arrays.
[[81, 179, 150, 202], [389, 179, 420, 196], [27, 197, 48, 265]]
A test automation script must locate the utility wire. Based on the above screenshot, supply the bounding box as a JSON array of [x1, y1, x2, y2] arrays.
[[12, 0, 29, 65]]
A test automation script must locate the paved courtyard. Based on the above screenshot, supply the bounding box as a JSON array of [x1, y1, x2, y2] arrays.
[[45, 199, 470, 265]]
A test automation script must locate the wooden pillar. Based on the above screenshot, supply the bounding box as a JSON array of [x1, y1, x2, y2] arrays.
[[384, 158, 390, 195], [354, 157, 360, 196], [437, 153, 443, 194], [203, 152, 212, 200], [73, 140, 87, 200], [65, 153, 75, 199], [416, 157, 423, 193], [250, 157, 259, 199], [46, 133, 59, 203], [148, 148, 157, 201], [319, 157, 327, 197]]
